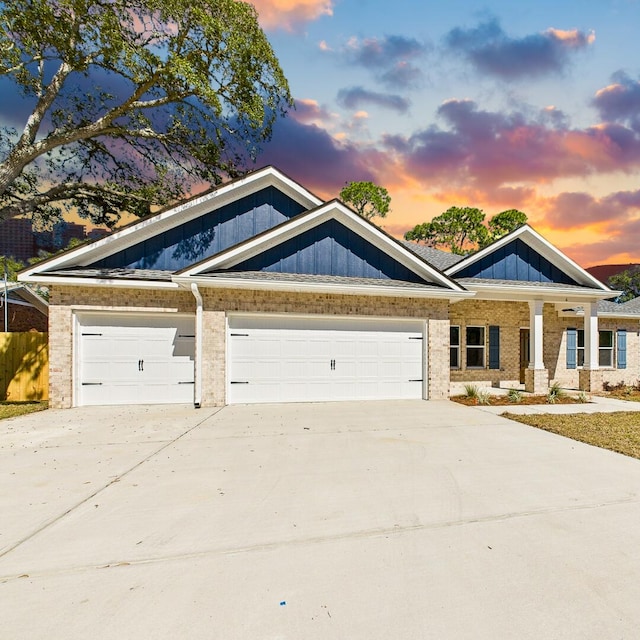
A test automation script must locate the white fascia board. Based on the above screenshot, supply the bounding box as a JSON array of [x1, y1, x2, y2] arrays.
[[464, 281, 617, 302], [18, 167, 324, 278], [182, 202, 465, 292], [445, 225, 611, 291], [19, 274, 179, 290], [173, 275, 473, 301]]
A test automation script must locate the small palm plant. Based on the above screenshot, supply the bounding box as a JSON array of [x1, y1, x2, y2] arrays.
[[507, 388, 523, 403], [547, 382, 566, 404], [463, 384, 480, 401]]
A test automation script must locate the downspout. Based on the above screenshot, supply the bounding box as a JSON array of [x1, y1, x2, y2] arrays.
[[190, 283, 203, 409]]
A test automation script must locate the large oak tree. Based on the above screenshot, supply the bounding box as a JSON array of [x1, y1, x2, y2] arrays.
[[0, 0, 292, 226]]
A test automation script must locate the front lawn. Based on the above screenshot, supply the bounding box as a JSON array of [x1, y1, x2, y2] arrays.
[[0, 402, 48, 420], [503, 411, 640, 460]]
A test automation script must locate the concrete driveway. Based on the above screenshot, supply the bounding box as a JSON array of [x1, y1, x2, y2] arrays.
[[1, 401, 640, 639]]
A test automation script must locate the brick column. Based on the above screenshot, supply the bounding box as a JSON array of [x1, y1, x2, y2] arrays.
[[579, 369, 603, 392]]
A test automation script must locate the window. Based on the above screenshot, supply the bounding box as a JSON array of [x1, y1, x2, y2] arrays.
[[466, 326, 485, 368], [450, 326, 460, 368], [572, 329, 614, 368], [577, 330, 584, 367], [599, 330, 614, 367]]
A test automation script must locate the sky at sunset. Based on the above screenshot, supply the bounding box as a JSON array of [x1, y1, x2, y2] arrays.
[[247, 0, 640, 267]]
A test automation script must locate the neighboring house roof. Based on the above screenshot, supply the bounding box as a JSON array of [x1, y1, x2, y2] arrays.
[[587, 263, 640, 282], [3, 283, 48, 315]]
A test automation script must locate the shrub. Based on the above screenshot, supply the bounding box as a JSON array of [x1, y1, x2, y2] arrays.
[[507, 388, 523, 403], [463, 384, 480, 400], [577, 391, 589, 403], [476, 390, 491, 405], [547, 382, 566, 404]]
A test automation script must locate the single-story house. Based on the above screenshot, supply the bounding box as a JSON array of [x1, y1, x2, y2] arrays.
[[1, 283, 48, 332], [18, 167, 640, 408]]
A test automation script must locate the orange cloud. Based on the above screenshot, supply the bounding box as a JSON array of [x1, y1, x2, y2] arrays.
[[249, 0, 333, 30], [546, 28, 596, 46]]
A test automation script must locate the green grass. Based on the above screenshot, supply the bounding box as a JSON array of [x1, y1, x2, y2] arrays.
[[0, 402, 48, 420], [503, 411, 640, 460]]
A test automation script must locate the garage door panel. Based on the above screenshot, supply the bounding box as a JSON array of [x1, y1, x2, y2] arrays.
[[77, 314, 195, 406], [228, 316, 424, 404]]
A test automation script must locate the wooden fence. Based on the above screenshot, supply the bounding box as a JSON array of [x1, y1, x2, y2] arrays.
[[0, 332, 49, 401]]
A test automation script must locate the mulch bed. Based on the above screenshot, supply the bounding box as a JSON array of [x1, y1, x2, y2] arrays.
[[452, 395, 585, 406]]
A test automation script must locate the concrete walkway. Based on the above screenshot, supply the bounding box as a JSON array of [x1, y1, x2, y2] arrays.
[[1, 400, 640, 639]]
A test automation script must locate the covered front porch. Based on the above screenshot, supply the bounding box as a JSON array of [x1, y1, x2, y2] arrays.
[[449, 283, 619, 396]]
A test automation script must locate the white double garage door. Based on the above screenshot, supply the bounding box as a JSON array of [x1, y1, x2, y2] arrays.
[[75, 313, 425, 406]]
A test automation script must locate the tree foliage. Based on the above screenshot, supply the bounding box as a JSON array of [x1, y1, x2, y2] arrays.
[[1, 255, 24, 281], [339, 181, 391, 221], [404, 206, 527, 255], [0, 0, 292, 227], [608, 266, 640, 302]]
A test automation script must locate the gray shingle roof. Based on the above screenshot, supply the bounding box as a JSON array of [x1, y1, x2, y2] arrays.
[[401, 241, 465, 271], [46, 268, 173, 281], [202, 270, 447, 291], [456, 277, 604, 293], [598, 297, 640, 315]]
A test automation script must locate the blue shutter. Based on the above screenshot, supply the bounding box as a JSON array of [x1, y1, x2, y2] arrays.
[[617, 329, 627, 369], [489, 325, 500, 370], [566, 328, 577, 369]]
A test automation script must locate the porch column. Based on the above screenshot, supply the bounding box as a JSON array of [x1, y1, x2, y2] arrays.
[[525, 299, 549, 394], [579, 302, 603, 392]]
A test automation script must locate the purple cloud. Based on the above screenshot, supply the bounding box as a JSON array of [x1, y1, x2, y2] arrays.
[[337, 87, 410, 114], [593, 72, 640, 130], [257, 115, 383, 196], [389, 99, 640, 188], [340, 35, 429, 89], [446, 19, 595, 80]]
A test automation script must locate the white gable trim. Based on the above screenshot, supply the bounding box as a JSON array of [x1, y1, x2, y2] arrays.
[[460, 280, 618, 302], [444, 225, 612, 291], [18, 167, 323, 280], [177, 201, 466, 292]]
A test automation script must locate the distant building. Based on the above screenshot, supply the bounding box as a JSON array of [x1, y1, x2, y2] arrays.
[[0, 218, 35, 262], [52, 221, 86, 249], [87, 228, 111, 241]]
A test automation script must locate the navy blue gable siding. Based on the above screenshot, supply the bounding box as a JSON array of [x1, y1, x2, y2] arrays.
[[456, 239, 579, 285], [220, 219, 428, 283], [89, 187, 307, 270]]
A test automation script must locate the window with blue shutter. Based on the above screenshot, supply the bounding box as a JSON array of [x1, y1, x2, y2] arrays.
[[617, 329, 627, 369], [566, 328, 577, 369], [489, 325, 500, 370]]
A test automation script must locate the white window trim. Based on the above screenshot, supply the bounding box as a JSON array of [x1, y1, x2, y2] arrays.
[[576, 329, 615, 369], [450, 325, 461, 369], [466, 325, 486, 369]]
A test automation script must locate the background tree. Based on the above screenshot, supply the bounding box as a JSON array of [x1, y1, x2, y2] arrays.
[[339, 181, 391, 222], [608, 266, 640, 302], [487, 209, 528, 244], [0, 0, 292, 227], [1, 256, 24, 282], [404, 207, 527, 255]]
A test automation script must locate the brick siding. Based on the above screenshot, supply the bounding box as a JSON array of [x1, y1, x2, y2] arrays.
[[48, 285, 450, 408]]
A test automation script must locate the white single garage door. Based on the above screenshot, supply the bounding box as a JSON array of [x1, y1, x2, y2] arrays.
[[228, 315, 424, 404], [76, 313, 195, 406]]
